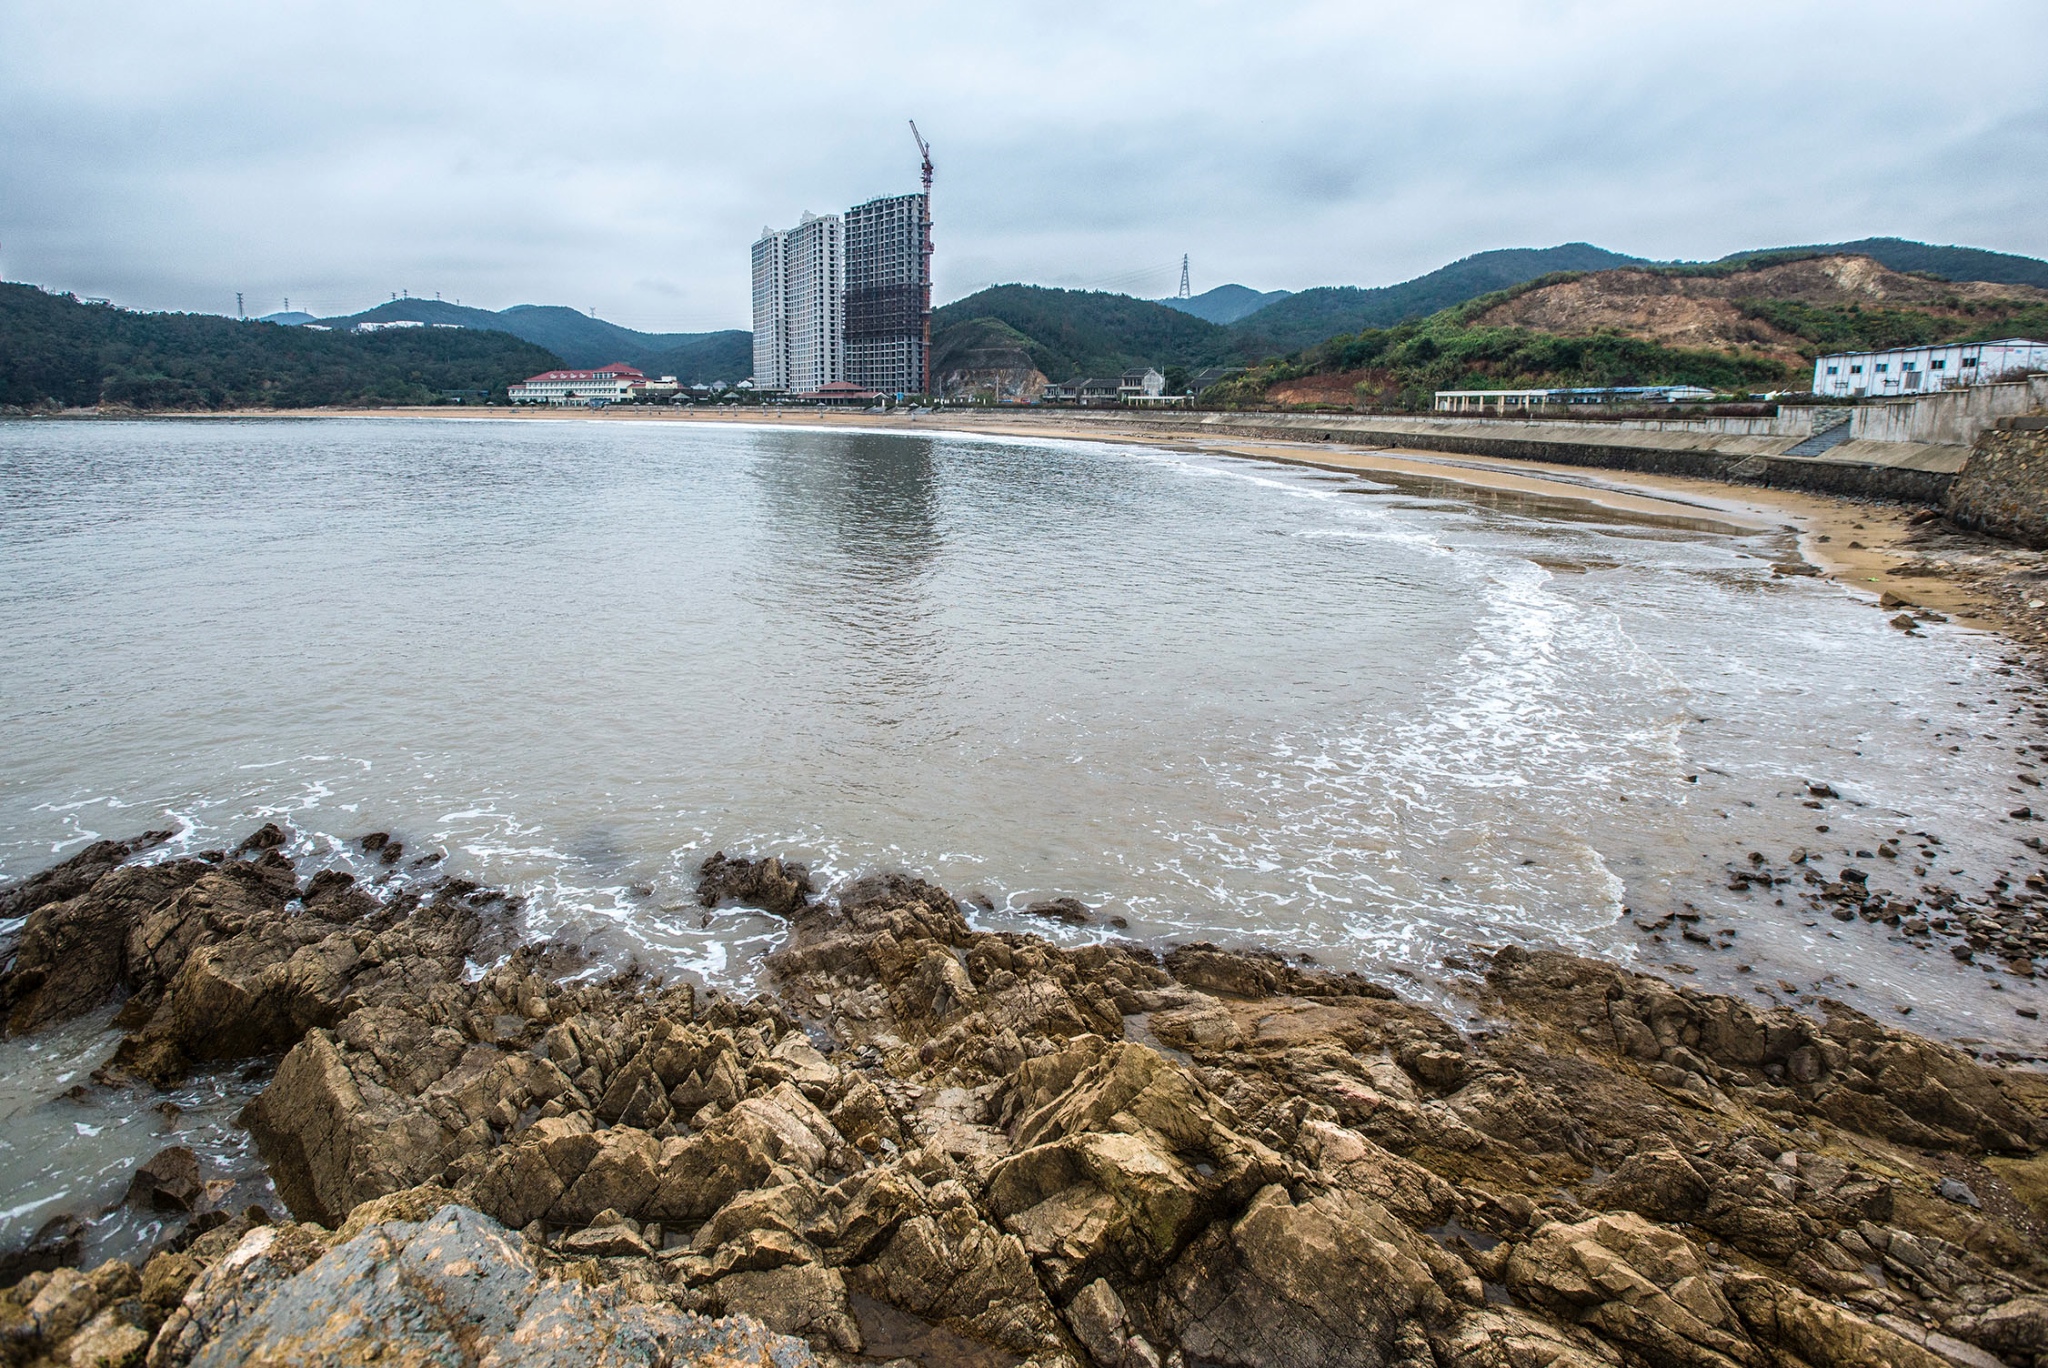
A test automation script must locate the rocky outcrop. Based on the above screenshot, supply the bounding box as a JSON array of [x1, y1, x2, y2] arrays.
[[5, 833, 2048, 1368]]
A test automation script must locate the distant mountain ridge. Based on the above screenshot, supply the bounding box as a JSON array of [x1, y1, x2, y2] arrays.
[[1228, 244, 1648, 350], [305, 299, 751, 384], [1158, 284, 1292, 325], [933, 237, 2048, 391]]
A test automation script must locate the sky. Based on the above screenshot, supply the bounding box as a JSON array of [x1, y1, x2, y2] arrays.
[[3, 1, 2044, 334]]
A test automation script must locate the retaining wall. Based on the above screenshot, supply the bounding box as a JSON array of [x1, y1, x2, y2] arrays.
[[1852, 379, 2048, 445], [1948, 418, 2048, 547]]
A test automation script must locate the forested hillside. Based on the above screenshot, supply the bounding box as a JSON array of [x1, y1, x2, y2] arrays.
[[1228, 244, 1646, 350], [931, 285, 1245, 383], [0, 284, 562, 410], [316, 299, 751, 382]]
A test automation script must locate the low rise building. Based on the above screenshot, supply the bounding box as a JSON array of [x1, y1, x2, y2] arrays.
[[1119, 368, 1166, 402], [793, 381, 883, 407], [1812, 339, 2048, 398], [508, 364, 677, 406], [1434, 384, 1715, 412]]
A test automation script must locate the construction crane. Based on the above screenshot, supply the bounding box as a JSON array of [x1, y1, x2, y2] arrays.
[[910, 121, 934, 397]]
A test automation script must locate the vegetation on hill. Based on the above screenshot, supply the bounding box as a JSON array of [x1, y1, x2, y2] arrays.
[[1732, 237, 2048, 290], [0, 284, 562, 410], [320, 300, 751, 382], [930, 285, 1243, 382], [1227, 244, 1645, 351], [1729, 297, 2048, 354], [1205, 313, 1794, 412], [1451, 254, 2048, 373]]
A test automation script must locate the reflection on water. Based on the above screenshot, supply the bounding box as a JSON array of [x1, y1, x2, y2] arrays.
[[750, 432, 945, 704], [0, 416, 2041, 1068]]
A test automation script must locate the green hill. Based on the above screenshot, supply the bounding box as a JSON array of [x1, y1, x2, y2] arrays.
[[0, 284, 562, 410], [1228, 244, 1647, 351], [931, 285, 1243, 382], [316, 300, 751, 383], [1159, 284, 1292, 325], [1725, 238, 2048, 289]]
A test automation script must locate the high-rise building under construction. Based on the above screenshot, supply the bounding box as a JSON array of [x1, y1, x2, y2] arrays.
[[842, 192, 930, 398]]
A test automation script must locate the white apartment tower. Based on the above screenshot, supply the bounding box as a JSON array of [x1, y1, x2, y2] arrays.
[[750, 228, 790, 392], [751, 212, 843, 394]]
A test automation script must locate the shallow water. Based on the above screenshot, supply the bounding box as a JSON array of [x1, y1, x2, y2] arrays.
[[1, 416, 2044, 1253]]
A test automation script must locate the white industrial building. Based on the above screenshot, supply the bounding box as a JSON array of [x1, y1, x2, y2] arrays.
[[1434, 384, 1715, 412], [751, 212, 843, 395], [1812, 339, 2048, 398], [508, 364, 676, 406]]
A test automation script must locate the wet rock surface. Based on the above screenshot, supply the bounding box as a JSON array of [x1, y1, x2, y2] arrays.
[[2, 833, 2047, 1367]]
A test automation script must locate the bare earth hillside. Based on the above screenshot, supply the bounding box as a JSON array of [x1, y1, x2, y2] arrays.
[[1470, 255, 2048, 364]]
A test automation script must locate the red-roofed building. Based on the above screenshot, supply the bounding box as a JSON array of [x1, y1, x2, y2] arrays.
[[509, 363, 678, 406]]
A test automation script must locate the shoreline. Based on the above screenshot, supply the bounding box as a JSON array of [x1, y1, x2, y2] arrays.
[[30, 402, 2029, 634], [1, 836, 2045, 1367]]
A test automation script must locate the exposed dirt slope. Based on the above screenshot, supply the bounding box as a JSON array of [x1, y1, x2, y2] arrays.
[[1470, 255, 2048, 364]]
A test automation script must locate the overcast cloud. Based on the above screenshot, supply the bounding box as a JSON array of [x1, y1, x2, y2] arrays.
[[3, 0, 2044, 333]]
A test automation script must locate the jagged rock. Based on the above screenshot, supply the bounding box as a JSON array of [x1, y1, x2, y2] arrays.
[[152, 1203, 815, 1368], [0, 1213, 84, 1282], [849, 1181, 1064, 1356], [1723, 1271, 1950, 1368], [705, 1264, 860, 1353], [1162, 1185, 1455, 1368], [1947, 1293, 2048, 1362], [558, 1220, 653, 1258], [0, 830, 172, 926], [1023, 897, 1092, 925], [1505, 1213, 1754, 1368], [1, 849, 203, 1034], [696, 852, 812, 917], [127, 1145, 205, 1213], [1066, 1277, 1133, 1366], [1149, 998, 1243, 1052], [3, 842, 2046, 1368]]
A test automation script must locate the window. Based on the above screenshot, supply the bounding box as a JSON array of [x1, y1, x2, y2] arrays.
[[1903, 362, 1917, 372], [1875, 364, 1889, 373], [1850, 365, 1863, 374], [1931, 359, 1946, 370], [1826, 365, 1839, 375], [1963, 356, 1979, 367]]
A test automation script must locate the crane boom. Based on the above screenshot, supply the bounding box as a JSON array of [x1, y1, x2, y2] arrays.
[[909, 120, 933, 191], [909, 121, 934, 396]]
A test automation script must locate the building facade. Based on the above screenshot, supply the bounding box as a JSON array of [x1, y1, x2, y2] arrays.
[[751, 212, 844, 395], [750, 229, 790, 393], [509, 364, 677, 406], [1433, 384, 1715, 412], [843, 192, 929, 397], [1812, 339, 2048, 399]]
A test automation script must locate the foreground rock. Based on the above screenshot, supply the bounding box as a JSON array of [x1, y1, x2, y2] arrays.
[[4, 837, 2048, 1368]]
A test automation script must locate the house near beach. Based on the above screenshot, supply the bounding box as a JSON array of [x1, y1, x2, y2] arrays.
[[1812, 339, 2048, 399]]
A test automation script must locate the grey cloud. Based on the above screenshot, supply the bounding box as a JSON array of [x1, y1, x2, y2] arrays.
[[1, 0, 2042, 329]]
